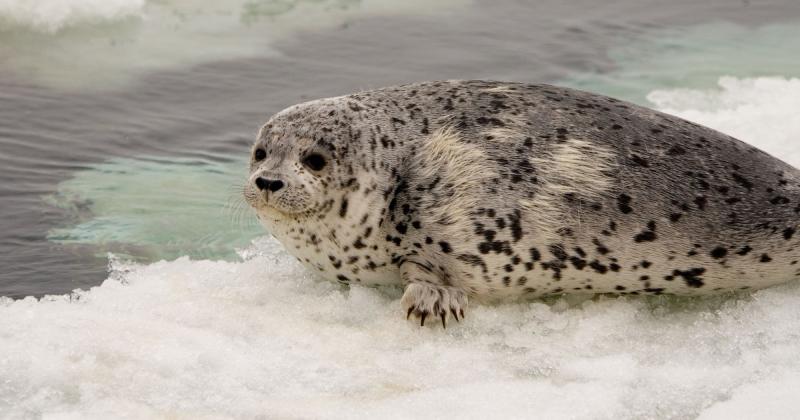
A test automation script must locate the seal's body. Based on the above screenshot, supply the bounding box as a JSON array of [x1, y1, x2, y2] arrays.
[[245, 80, 800, 325]]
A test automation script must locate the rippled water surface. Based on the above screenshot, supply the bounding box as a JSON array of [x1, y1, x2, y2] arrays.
[[2, 1, 800, 417]]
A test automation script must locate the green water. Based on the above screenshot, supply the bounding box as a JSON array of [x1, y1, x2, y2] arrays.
[[562, 22, 800, 104], [45, 156, 259, 261]]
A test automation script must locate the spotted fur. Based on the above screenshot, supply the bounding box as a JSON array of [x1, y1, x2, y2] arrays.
[[245, 80, 800, 325]]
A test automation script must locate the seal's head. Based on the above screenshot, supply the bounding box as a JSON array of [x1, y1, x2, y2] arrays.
[[244, 97, 376, 221]]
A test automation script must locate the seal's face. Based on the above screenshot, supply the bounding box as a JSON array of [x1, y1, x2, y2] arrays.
[[244, 101, 351, 219], [245, 134, 332, 217]]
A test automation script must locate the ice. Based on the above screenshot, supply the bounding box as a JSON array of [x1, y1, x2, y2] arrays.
[[0, 0, 144, 33], [3, 77, 800, 418], [648, 76, 800, 167], [698, 374, 800, 420], [0, 0, 467, 90]]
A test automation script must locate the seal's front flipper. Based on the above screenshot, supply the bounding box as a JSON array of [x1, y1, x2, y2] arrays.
[[400, 262, 468, 328]]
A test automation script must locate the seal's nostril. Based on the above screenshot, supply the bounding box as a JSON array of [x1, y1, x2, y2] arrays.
[[268, 180, 285, 192], [255, 177, 284, 192], [255, 177, 269, 191]]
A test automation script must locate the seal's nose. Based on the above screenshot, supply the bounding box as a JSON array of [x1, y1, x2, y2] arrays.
[[255, 177, 285, 192]]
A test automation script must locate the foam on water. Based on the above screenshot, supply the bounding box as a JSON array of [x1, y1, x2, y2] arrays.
[[3, 76, 800, 418]]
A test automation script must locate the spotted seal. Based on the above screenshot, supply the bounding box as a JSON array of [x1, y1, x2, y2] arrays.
[[244, 80, 800, 327]]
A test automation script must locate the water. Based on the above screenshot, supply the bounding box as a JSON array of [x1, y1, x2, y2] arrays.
[[2, 0, 800, 418]]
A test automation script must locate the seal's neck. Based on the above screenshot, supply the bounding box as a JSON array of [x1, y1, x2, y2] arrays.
[[259, 173, 401, 286]]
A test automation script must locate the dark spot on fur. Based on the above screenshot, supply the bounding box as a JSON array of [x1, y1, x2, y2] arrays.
[[549, 245, 568, 261], [673, 268, 706, 288], [617, 194, 633, 214], [509, 210, 523, 242], [666, 145, 687, 156], [589, 260, 608, 274], [590, 238, 609, 255], [634, 230, 657, 243], [570, 257, 587, 270], [732, 173, 753, 191], [458, 254, 487, 272], [395, 223, 407, 234], [784, 227, 796, 240], [771, 196, 790, 205], [631, 154, 650, 167], [694, 196, 707, 210], [476, 117, 505, 126], [710, 247, 728, 259]]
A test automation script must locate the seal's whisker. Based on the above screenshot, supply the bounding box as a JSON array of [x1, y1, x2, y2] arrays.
[[227, 182, 248, 194], [221, 185, 258, 229]]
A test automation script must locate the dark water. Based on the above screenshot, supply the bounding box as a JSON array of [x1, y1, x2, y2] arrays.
[[2, 0, 799, 298]]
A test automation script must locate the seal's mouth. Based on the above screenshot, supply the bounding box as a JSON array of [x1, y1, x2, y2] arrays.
[[244, 187, 298, 219], [244, 172, 315, 217], [243, 183, 269, 210], [245, 188, 271, 210]]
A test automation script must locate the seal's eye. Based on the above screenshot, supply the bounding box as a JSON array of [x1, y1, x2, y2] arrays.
[[302, 153, 327, 172], [254, 148, 266, 161]]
